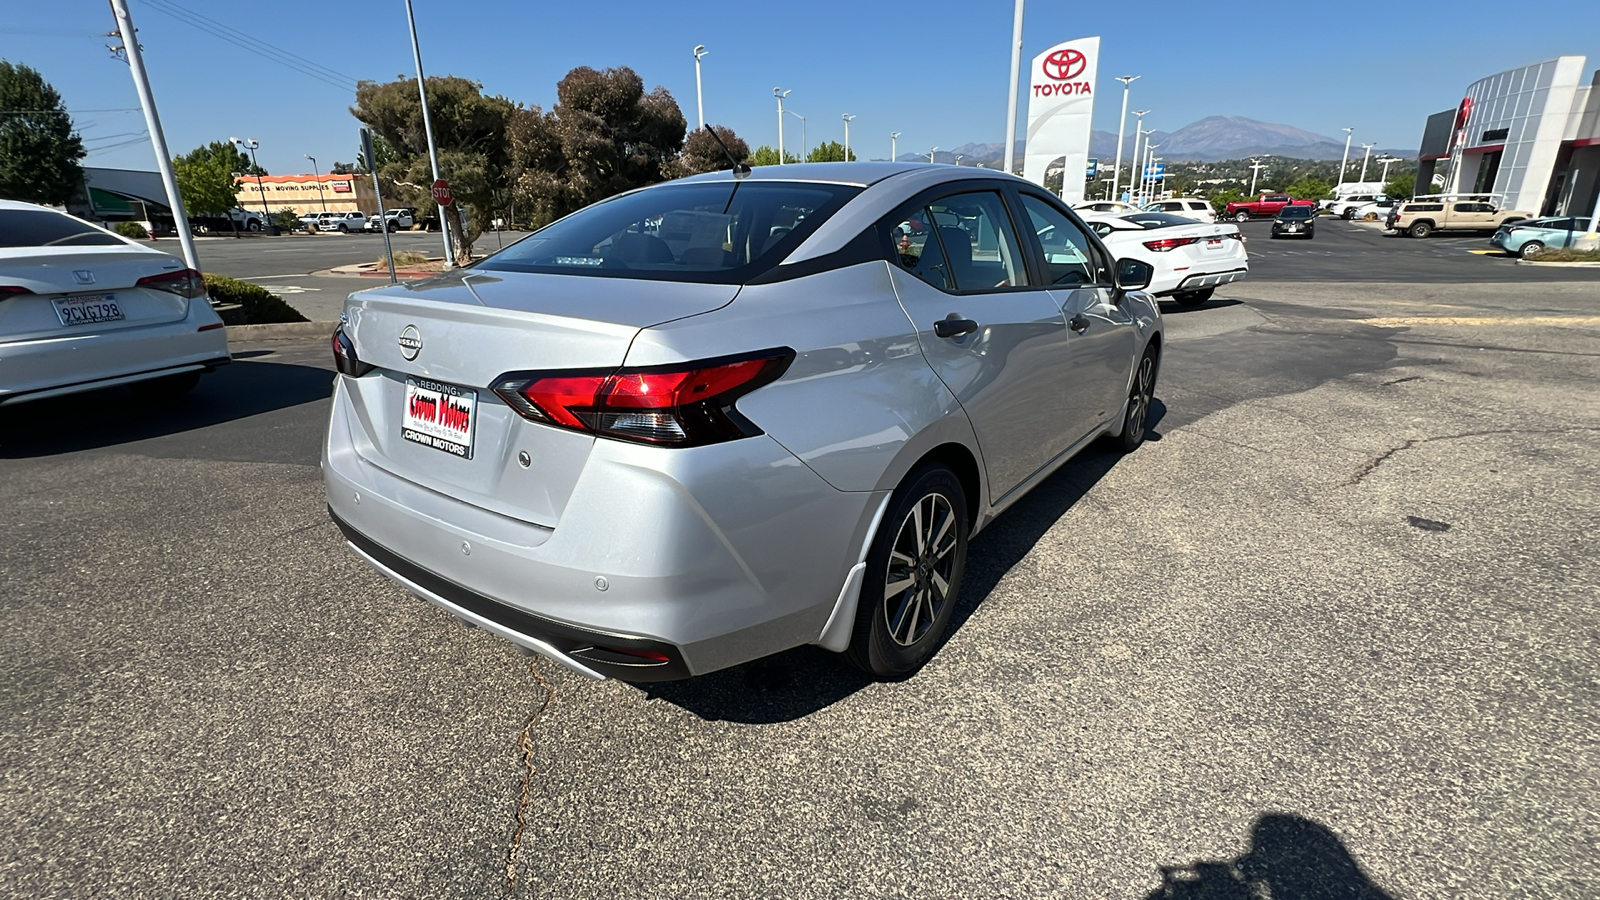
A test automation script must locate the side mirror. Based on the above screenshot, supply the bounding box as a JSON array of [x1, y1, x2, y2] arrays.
[[1114, 258, 1153, 292]]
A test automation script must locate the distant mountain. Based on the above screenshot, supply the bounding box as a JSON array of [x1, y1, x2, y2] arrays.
[[888, 116, 1413, 166]]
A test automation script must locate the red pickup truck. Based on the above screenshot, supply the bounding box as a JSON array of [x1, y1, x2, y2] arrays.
[[1224, 194, 1316, 222]]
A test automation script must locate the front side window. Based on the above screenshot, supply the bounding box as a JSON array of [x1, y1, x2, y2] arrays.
[[888, 191, 1030, 292], [1020, 194, 1099, 287], [478, 181, 859, 284]]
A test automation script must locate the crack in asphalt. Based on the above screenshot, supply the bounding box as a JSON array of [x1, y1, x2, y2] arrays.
[[1344, 427, 1600, 486], [503, 657, 556, 898]]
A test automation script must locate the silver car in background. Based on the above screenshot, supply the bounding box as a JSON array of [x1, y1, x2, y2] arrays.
[[324, 163, 1162, 680], [0, 200, 229, 405]]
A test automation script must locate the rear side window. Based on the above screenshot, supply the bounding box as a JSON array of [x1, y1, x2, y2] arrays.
[[0, 209, 125, 248], [1407, 203, 1444, 212], [888, 191, 1030, 293], [479, 181, 859, 284]]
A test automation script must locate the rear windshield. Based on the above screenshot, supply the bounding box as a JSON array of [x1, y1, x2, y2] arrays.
[[1278, 206, 1314, 219], [477, 181, 862, 283], [1121, 212, 1199, 228], [0, 209, 126, 248]]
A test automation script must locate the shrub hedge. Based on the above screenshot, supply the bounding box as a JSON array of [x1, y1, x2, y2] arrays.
[[202, 274, 309, 324], [113, 221, 149, 239]]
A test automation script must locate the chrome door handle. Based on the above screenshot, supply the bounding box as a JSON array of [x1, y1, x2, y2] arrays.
[[933, 316, 979, 339], [1068, 313, 1090, 333]]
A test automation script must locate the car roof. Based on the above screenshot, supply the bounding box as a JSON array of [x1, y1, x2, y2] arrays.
[[677, 161, 970, 188]]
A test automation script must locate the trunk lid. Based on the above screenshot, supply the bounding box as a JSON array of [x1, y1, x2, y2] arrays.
[[0, 247, 192, 341], [340, 270, 739, 527]]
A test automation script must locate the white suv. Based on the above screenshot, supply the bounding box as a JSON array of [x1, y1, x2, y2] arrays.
[[1142, 198, 1217, 224], [1329, 194, 1388, 220]]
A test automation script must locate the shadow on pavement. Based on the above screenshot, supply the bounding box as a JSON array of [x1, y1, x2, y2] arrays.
[[1146, 812, 1397, 899], [1158, 297, 1244, 314], [636, 404, 1167, 724], [0, 360, 333, 458]]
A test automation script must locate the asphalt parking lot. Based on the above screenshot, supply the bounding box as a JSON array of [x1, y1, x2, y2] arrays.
[[4, 224, 1599, 898]]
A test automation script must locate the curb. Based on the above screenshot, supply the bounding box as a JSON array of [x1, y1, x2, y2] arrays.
[[226, 321, 337, 341], [1514, 258, 1600, 267]]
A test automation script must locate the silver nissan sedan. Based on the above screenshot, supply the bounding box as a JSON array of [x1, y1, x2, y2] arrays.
[[324, 163, 1162, 681]]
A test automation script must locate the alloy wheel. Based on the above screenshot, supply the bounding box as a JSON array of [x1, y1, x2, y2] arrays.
[[882, 492, 959, 647], [1127, 353, 1154, 441]]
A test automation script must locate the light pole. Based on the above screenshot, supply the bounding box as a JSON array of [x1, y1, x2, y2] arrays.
[[1358, 143, 1375, 183], [1337, 126, 1354, 186], [891, 131, 900, 161], [231, 137, 271, 225], [1002, 0, 1025, 175], [841, 113, 855, 162], [1142, 144, 1159, 205], [305, 154, 328, 213], [928, 146, 938, 163], [1111, 75, 1139, 204], [1376, 155, 1399, 184], [1249, 157, 1269, 196], [405, 0, 451, 267], [693, 46, 708, 129], [774, 88, 791, 162], [786, 110, 807, 162], [1128, 110, 1149, 202], [955, 155, 963, 166]]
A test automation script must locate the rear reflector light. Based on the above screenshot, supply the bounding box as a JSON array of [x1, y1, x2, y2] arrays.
[[198, 322, 225, 332], [493, 348, 794, 446], [332, 328, 374, 377], [1143, 236, 1199, 252], [136, 267, 207, 299]]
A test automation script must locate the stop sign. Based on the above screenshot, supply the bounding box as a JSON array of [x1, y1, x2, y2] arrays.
[[431, 178, 452, 207]]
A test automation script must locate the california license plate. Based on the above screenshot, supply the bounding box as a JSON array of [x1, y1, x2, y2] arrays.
[[54, 294, 124, 327], [402, 377, 476, 459]]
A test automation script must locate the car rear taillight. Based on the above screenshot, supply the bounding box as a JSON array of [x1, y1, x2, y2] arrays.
[[136, 267, 207, 299], [492, 348, 794, 446], [332, 328, 374, 377], [0, 285, 34, 300], [1143, 236, 1200, 252]]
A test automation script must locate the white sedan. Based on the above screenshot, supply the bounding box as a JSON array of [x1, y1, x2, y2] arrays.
[[0, 200, 230, 405], [1078, 211, 1248, 307]]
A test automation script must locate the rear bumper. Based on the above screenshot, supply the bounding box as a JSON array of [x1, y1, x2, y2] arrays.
[[1161, 267, 1248, 296], [323, 377, 882, 680], [0, 298, 229, 405]]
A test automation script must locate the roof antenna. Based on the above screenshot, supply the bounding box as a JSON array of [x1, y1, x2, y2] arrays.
[[703, 124, 750, 178]]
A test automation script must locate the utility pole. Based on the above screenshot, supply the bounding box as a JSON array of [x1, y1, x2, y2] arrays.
[[842, 114, 854, 162], [693, 45, 708, 129], [891, 132, 900, 162], [107, 0, 199, 270], [405, 0, 451, 267], [774, 88, 790, 162], [1337, 126, 1354, 187], [1002, 0, 1025, 175], [1111, 75, 1139, 205], [1358, 143, 1375, 183], [1249, 157, 1268, 196]]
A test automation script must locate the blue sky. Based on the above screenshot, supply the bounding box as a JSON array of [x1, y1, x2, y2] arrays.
[[3, 1, 1597, 174]]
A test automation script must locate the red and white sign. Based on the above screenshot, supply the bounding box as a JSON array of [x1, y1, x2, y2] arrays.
[[1025, 36, 1100, 203], [431, 178, 453, 207], [330, 179, 351, 193]]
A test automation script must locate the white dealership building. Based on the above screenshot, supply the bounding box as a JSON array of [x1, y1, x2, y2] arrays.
[[1415, 56, 1600, 218]]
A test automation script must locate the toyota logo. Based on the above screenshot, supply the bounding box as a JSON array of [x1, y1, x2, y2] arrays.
[[398, 325, 422, 361], [1042, 49, 1087, 81]]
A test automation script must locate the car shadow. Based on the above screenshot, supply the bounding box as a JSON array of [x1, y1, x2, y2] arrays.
[[1157, 297, 1243, 314], [633, 402, 1167, 724], [0, 360, 334, 458], [1144, 812, 1397, 899]]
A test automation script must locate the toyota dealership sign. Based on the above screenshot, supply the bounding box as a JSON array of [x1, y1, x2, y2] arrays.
[[1024, 36, 1099, 203]]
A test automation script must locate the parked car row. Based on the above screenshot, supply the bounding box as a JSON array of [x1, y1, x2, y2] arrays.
[[288, 209, 419, 234]]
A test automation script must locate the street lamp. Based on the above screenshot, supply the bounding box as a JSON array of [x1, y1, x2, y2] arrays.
[[841, 113, 855, 162], [891, 132, 900, 161], [774, 88, 791, 162], [1249, 157, 1269, 196], [693, 46, 708, 129], [304, 154, 327, 213], [786, 109, 807, 162], [230, 137, 271, 226], [928, 146, 938, 163], [1128, 110, 1150, 202], [1358, 142, 1375, 183], [1111, 75, 1139, 203], [1142, 144, 1160, 205], [1376, 154, 1400, 183], [955, 154, 963, 166], [1337, 126, 1354, 186]]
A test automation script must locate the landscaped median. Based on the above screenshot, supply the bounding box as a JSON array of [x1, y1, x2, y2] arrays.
[[1515, 247, 1600, 265], [330, 251, 450, 278], [204, 274, 309, 325]]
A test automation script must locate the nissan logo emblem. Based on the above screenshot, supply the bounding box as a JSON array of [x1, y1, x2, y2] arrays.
[[398, 325, 422, 360]]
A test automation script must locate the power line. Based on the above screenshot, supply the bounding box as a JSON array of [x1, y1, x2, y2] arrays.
[[0, 108, 141, 115], [138, 0, 358, 93]]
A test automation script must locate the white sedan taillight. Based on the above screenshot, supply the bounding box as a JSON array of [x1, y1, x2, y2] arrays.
[[136, 268, 207, 299]]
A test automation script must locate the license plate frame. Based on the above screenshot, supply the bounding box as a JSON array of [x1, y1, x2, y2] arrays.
[[53, 293, 124, 327], [401, 377, 477, 459]]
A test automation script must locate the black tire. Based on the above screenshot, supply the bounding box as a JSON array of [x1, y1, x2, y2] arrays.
[[1234, 210, 1250, 223], [1113, 346, 1158, 452], [337, 224, 349, 233], [387, 222, 398, 232], [1172, 288, 1213, 307], [1408, 222, 1432, 238], [1342, 207, 1358, 220], [246, 220, 261, 232], [846, 463, 969, 679], [1519, 241, 1545, 259], [129, 371, 201, 399]]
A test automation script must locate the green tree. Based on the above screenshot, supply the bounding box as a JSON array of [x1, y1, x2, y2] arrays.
[[1284, 175, 1333, 202], [680, 125, 750, 175], [0, 61, 86, 204], [353, 75, 516, 262], [806, 140, 854, 163], [173, 140, 245, 236], [1384, 172, 1417, 199], [747, 145, 798, 166]]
